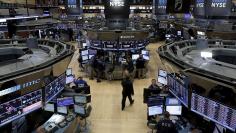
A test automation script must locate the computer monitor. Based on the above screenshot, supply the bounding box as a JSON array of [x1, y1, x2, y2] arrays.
[[148, 105, 163, 116], [81, 50, 88, 56], [166, 106, 182, 115], [158, 76, 167, 85], [141, 50, 149, 55], [143, 55, 150, 61], [57, 97, 74, 107], [158, 69, 167, 78], [82, 55, 89, 61], [82, 43, 87, 48], [132, 54, 139, 60], [74, 105, 86, 115], [177, 31, 182, 36], [57, 106, 68, 114], [166, 98, 181, 106], [66, 75, 75, 84], [89, 50, 97, 55], [74, 95, 91, 104], [44, 103, 55, 112], [89, 55, 95, 59], [66, 68, 72, 76], [147, 96, 164, 107]]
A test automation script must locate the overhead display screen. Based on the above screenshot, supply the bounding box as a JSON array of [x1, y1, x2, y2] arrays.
[[0, 90, 42, 127], [166, 0, 191, 13], [205, 0, 232, 16], [156, 0, 167, 15], [45, 73, 66, 103], [104, 0, 130, 19], [191, 93, 236, 131], [194, 0, 205, 17], [167, 74, 189, 107], [67, 0, 81, 15]]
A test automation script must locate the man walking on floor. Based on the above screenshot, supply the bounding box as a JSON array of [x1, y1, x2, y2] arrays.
[[121, 75, 134, 111]]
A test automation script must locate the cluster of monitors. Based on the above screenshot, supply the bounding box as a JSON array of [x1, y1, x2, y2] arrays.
[[80, 49, 97, 62], [44, 95, 91, 115], [89, 40, 148, 49], [147, 97, 182, 116], [132, 50, 149, 60], [191, 93, 236, 132], [165, 72, 236, 131], [157, 69, 168, 85]]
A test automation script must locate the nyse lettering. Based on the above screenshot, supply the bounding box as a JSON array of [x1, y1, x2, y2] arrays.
[[211, 0, 227, 8], [110, 1, 124, 7]]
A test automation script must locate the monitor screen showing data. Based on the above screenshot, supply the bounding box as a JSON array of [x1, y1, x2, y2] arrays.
[[0, 90, 42, 126], [148, 106, 163, 116], [167, 74, 189, 107], [57, 106, 68, 114], [191, 93, 236, 131], [45, 73, 66, 103], [166, 106, 182, 115], [74, 95, 87, 104], [159, 69, 167, 78], [74, 105, 86, 115], [158, 76, 167, 85], [166, 98, 181, 106], [44, 103, 55, 112], [66, 68, 72, 76], [57, 97, 74, 107]]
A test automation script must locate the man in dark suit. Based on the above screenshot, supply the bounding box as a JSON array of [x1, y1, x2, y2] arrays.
[[121, 76, 134, 111]]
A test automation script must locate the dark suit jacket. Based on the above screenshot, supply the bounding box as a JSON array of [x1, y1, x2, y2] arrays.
[[121, 79, 134, 96]]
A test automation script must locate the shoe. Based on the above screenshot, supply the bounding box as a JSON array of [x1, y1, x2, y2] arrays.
[[130, 100, 134, 105], [89, 78, 94, 80], [97, 79, 101, 83], [122, 107, 125, 111]]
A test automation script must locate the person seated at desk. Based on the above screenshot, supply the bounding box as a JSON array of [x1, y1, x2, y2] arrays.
[[156, 111, 178, 133], [74, 77, 88, 88], [148, 79, 160, 90]]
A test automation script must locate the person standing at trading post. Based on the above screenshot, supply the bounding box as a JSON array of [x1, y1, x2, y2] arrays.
[[121, 75, 134, 111]]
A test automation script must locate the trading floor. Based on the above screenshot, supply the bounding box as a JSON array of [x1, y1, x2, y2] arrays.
[[68, 42, 164, 133]]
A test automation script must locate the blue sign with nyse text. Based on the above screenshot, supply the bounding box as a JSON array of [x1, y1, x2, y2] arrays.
[[206, 0, 231, 16]]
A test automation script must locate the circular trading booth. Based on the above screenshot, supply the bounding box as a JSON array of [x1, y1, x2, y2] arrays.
[[156, 39, 236, 133], [81, 29, 150, 80]]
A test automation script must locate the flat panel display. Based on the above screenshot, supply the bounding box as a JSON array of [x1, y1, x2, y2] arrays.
[[166, 98, 181, 106], [45, 74, 66, 103], [167, 74, 189, 107], [191, 93, 236, 131], [57, 106, 68, 114], [158, 76, 167, 85], [74, 105, 86, 115], [158, 69, 167, 78], [0, 90, 42, 127], [166, 106, 182, 115], [57, 97, 74, 107], [148, 106, 163, 116], [44, 103, 55, 112]]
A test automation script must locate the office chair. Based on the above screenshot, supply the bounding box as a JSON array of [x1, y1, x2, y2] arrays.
[[80, 105, 92, 132], [147, 122, 156, 133]]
